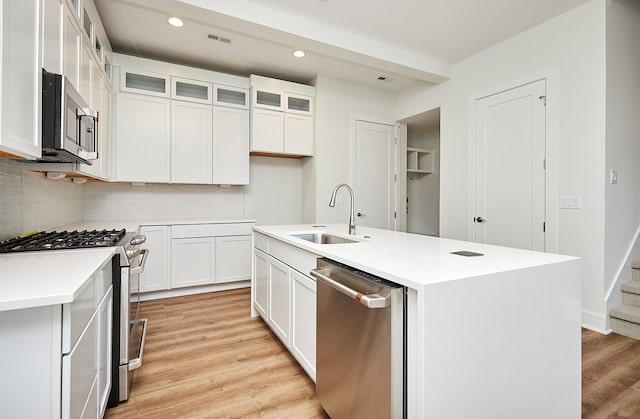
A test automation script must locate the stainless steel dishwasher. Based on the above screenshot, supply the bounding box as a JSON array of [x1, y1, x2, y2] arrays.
[[311, 258, 406, 419]]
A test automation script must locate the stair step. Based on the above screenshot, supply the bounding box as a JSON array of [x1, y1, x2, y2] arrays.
[[610, 304, 640, 323], [610, 316, 640, 340], [622, 280, 640, 295], [633, 261, 640, 281]]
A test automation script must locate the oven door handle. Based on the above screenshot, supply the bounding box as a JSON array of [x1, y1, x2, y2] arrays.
[[129, 249, 149, 275], [128, 318, 148, 371]]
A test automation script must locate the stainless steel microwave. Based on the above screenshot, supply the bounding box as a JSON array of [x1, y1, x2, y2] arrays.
[[40, 69, 98, 165]]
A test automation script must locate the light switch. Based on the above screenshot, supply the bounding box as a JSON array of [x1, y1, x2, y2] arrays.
[[610, 170, 618, 184], [560, 195, 582, 209]]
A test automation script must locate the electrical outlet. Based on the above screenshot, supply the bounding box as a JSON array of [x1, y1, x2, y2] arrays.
[[281, 195, 287, 204]]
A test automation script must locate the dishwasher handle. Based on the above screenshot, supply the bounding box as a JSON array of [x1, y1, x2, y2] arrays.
[[311, 268, 388, 309]]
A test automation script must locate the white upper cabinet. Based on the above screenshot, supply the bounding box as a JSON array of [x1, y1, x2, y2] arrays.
[[120, 69, 170, 98], [213, 106, 249, 185], [43, 0, 63, 74], [249, 75, 314, 157], [171, 101, 213, 184], [0, 0, 43, 159], [115, 93, 171, 182], [171, 77, 213, 105], [112, 54, 251, 185], [63, 5, 81, 92], [214, 85, 249, 109]]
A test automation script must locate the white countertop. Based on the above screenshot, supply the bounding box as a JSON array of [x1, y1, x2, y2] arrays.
[[59, 218, 255, 233], [0, 248, 115, 312], [253, 224, 579, 289]]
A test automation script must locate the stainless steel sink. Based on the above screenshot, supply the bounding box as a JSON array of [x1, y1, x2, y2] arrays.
[[291, 233, 359, 244]]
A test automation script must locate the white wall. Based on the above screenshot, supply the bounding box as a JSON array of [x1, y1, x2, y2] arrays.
[[309, 74, 396, 224], [406, 127, 440, 236], [395, 0, 608, 331], [604, 0, 640, 315], [0, 161, 84, 241]]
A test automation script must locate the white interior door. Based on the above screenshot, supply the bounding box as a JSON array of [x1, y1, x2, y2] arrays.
[[474, 79, 546, 251], [354, 120, 396, 230]]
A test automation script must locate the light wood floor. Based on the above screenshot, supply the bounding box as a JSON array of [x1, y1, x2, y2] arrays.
[[105, 288, 328, 418], [106, 288, 640, 418]]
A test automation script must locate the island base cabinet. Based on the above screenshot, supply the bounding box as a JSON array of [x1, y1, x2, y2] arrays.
[[290, 269, 316, 381], [268, 256, 290, 346], [253, 249, 269, 318]]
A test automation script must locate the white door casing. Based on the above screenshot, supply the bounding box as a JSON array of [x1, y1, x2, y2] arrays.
[[353, 119, 397, 230], [473, 79, 546, 251]]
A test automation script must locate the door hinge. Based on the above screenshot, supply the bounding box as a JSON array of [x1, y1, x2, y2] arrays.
[[394, 174, 397, 181], [394, 211, 397, 219], [539, 95, 547, 106], [543, 158, 546, 169], [543, 222, 546, 232]]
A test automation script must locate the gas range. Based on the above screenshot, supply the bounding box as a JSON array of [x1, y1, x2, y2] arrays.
[[0, 229, 128, 253]]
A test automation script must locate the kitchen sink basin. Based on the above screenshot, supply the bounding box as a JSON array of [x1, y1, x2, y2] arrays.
[[291, 233, 360, 244]]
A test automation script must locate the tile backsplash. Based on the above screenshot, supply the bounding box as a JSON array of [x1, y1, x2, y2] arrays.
[[0, 160, 84, 241], [82, 181, 244, 220]]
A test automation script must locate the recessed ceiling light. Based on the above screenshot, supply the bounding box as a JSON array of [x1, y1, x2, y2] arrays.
[[168, 17, 184, 27], [293, 50, 306, 58]]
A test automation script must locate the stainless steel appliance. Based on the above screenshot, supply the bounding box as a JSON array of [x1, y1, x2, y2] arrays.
[[40, 69, 98, 164], [0, 229, 148, 407], [311, 258, 406, 419]]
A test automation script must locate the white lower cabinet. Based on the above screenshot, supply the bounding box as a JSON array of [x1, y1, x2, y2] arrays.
[[137, 222, 254, 297], [97, 287, 113, 417], [252, 232, 318, 381], [254, 249, 269, 318], [171, 237, 216, 288], [290, 270, 316, 380], [138, 226, 170, 293], [268, 256, 290, 346]]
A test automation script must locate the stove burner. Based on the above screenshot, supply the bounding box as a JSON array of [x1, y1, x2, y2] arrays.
[[0, 229, 127, 253]]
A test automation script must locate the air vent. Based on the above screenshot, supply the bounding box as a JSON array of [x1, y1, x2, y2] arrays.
[[377, 76, 393, 83], [207, 33, 232, 44]]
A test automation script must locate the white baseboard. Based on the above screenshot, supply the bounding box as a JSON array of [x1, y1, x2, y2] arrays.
[[137, 280, 250, 302], [581, 309, 612, 334]]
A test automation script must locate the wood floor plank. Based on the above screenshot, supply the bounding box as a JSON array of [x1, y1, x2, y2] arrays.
[[107, 290, 640, 418]]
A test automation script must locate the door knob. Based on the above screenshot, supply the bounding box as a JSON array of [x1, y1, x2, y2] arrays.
[[474, 216, 486, 223], [357, 212, 367, 217]]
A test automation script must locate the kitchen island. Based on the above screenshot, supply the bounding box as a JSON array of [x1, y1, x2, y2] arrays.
[[251, 224, 581, 418]]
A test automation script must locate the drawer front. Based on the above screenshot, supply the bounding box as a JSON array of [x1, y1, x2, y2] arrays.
[[253, 232, 269, 253], [62, 310, 98, 419], [269, 239, 318, 278], [171, 222, 254, 238], [62, 257, 113, 354]]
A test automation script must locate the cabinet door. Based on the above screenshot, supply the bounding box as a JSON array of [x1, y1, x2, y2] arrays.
[[62, 310, 98, 419], [215, 236, 251, 283], [63, 6, 81, 91], [252, 88, 283, 111], [284, 113, 314, 156], [171, 101, 213, 184], [213, 106, 249, 185], [253, 249, 269, 319], [43, 0, 63, 74], [97, 286, 112, 417], [214, 85, 248, 109], [138, 226, 170, 293], [268, 256, 290, 346], [79, 40, 92, 104], [171, 77, 212, 105], [171, 237, 216, 288], [0, 0, 43, 159], [290, 270, 316, 381], [115, 93, 171, 182], [120, 69, 170, 98], [250, 108, 283, 153], [285, 93, 313, 115]]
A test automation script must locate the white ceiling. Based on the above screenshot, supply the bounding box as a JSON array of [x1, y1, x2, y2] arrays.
[[95, 0, 589, 91]]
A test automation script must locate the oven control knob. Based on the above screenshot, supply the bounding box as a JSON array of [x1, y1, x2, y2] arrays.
[[125, 245, 141, 259], [130, 234, 147, 245]]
